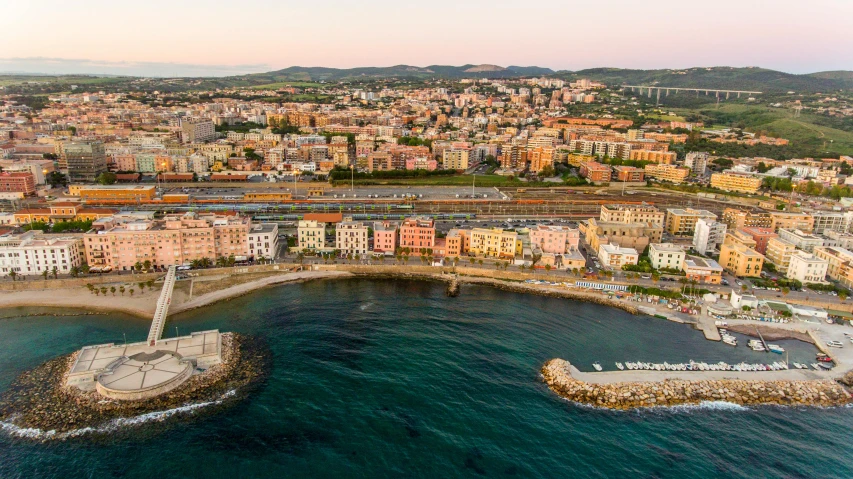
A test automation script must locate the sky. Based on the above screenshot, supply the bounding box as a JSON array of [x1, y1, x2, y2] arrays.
[[1, 0, 851, 77]]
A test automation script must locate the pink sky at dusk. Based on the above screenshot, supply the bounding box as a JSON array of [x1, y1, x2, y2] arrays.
[[2, 0, 851, 76]]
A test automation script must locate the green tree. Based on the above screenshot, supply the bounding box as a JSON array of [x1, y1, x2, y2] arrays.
[[42, 269, 49, 280], [119, 286, 125, 296], [129, 288, 135, 297], [51, 266, 58, 279], [110, 286, 116, 296], [8, 271, 16, 281], [96, 172, 117, 185]]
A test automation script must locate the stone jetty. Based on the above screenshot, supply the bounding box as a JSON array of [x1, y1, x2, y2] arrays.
[[542, 358, 851, 410]]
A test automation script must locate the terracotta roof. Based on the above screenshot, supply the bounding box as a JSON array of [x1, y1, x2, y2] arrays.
[[303, 212, 343, 223]]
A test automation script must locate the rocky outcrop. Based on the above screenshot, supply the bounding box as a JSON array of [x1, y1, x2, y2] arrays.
[[542, 358, 851, 410], [0, 333, 270, 438]]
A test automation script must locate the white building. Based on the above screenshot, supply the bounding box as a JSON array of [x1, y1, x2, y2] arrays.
[[684, 152, 709, 176], [598, 243, 639, 269], [693, 218, 727, 255], [786, 251, 829, 284], [297, 220, 326, 251], [811, 211, 853, 235], [248, 223, 279, 261], [778, 228, 824, 253], [0, 231, 84, 276], [648, 243, 686, 271], [335, 221, 369, 255]]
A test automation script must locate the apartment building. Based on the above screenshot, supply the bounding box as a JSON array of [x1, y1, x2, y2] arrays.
[[579, 161, 612, 183], [721, 208, 772, 231], [599, 204, 665, 225], [811, 211, 853, 234], [786, 251, 828, 284], [84, 212, 251, 271], [297, 220, 326, 251], [0, 172, 36, 195], [64, 141, 108, 183], [180, 118, 215, 144], [248, 223, 279, 260], [710, 172, 762, 194], [644, 164, 689, 184], [665, 208, 717, 236], [648, 243, 685, 271], [0, 231, 84, 275], [768, 212, 814, 233], [613, 165, 645, 182], [765, 237, 797, 273], [814, 246, 853, 288], [778, 228, 824, 253], [442, 149, 470, 170], [399, 217, 435, 254], [629, 149, 676, 164], [682, 255, 723, 284], [824, 230, 853, 250], [693, 218, 727, 255], [372, 221, 398, 254], [469, 228, 518, 259], [583, 218, 662, 252], [529, 224, 579, 254], [684, 152, 709, 176], [598, 243, 639, 269], [719, 232, 765, 277], [336, 221, 369, 255], [445, 229, 471, 258], [739, 227, 777, 255]]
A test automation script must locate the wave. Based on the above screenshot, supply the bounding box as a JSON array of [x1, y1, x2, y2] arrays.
[[0, 389, 237, 440], [557, 396, 751, 413]]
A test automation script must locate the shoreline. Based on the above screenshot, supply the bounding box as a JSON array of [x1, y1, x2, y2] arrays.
[[542, 358, 852, 410]]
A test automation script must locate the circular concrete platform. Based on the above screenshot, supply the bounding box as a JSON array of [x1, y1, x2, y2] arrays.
[[95, 351, 193, 401]]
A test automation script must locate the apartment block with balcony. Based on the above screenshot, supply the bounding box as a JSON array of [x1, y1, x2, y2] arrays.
[[599, 204, 665, 225], [786, 251, 828, 284], [778, 228, 824, 253], [719, 233, 765, 277], [765, 237, 797, 274], [336, 221, 369, 255], [469, 228, 518, 259], [372, 221, 398, 254], [710, 172, 762, 194], [0, 231, 84, 275], [693, 218, 727, 255], [648, 243, 685, 271], [399, 217, 435, 254], [644, 164, 689, 184], [665, 208, 717, 236], [814, 246, 853, 288], [529, 224, 579, 254], [598, 243, 639, 269], [682, 256, 723, 284], [298, 220, 326, 251]]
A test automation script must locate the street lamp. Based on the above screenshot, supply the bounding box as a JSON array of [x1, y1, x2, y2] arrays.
[[350, 164, 354, 192]]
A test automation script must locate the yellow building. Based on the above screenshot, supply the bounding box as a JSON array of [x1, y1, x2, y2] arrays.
[[443, 149, 470, 170], [665, 208, 717, 236], [244, 192, 293, 202], [765, 237, 797, 273], [814, 246, 853, 288], [719, 232, 765, 277], [644, 164, 689, 184], [469, 228, 518, 259], [599, 204, 665, 225], [74, 185, 157, 201], [629, 149, 676, 164], [768, 212, 814, 233], [710, 172, 762, 194]]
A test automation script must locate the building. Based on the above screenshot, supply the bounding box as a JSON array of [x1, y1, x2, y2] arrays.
[[693, 218, 727, 255], [629, 150, 676, 164], [180, 118, 215, 144], [786, 251, 828, 284], [442, 149, 469, 170], [64, 141, 108, 183], [529, 224, 579, 254], [765, 237, 797, 274], [719, 233, 765, 277], [583, 218, 662, 253], [0, 172, 36, 195], [579, 161, 612, 183], [814, 246, 853, 288], [768, 212, 814, 233], [74, 184, 157, 201], [665, 208, 717, 236], [399, 217, 435, 254], [648, 243, 686, 271], [613, 165, 645, 182], [710, 172, 762, 194], [372, 221, 398, 254], [599, 204, 665, 225], [811, 211, 853, 235], [84, 212, 250, 271], [248, 223, 279, 261], [684, 152, 709, 176], [297, 220, 326, 251], [682, 255, 723, 284], [721, 208, 772, 231], [824, 230, 853, 251], [0, 231, 84, 276], [445, 229, 470, 258], [335, 221, 369, 255], [469, 228, 518, 259], [597, 243, 639, 269], [778, 228, 824, 253], [644, 164, 689, 184], [739, 227, 777, 255]]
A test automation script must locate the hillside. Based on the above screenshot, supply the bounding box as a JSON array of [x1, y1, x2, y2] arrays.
[[553, 67, 851, 93], [238, 64, 555, 82]]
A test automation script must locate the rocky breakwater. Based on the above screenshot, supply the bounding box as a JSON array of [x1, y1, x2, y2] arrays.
[[542, 358, 851, 410], [0, 333, 271, 439]]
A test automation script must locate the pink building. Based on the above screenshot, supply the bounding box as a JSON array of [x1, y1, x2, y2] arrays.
[[740, 227, 777, 255], [529, 224, 580, 254], [372, 220, 398, 253], [399, 217, 435, 254], [405, 157, 438, 171]]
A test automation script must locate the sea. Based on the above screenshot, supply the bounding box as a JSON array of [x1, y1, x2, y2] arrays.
[[0, 279, 851, 478]]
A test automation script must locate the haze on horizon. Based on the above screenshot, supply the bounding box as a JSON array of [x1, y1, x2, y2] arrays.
[[2, 0, 851, 77]]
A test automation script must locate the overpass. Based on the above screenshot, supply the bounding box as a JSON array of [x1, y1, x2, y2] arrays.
[[147, 265, 178, 346], [621, 85, 762, 104]]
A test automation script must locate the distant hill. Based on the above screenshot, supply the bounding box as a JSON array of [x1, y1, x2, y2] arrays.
[[551, 67, 852, 93], [235, 64, 554, 83]]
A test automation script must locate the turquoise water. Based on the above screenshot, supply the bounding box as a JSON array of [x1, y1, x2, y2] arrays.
[[1, 279, 852, 478]]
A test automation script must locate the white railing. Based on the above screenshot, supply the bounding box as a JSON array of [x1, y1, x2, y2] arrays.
[[147, 265, 177, 346]]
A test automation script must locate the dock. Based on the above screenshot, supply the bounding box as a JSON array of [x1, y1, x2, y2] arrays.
[[147, 265, 177, 346]]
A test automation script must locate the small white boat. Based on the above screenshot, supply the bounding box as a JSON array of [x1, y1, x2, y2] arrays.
[[827, 341, 844, 348], [593, 362, 603, 371], [722, 336, 737, 346], [616, 362, 624, 370], [768, 345, 785, 354], [811, 363, 821, 370]]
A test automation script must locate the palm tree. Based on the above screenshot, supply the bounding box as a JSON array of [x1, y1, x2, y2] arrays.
[[478, 259, 484, 266], [143, 260, 152, 271], [469, 257, 475, 265], [134, 262, 143, 273], [146, 280, 154, 290], [138, 281, 145, 293], [8, 271, 16, 281], [80, 263, 90, 275], [52, 266, 58, 279], [110, 286, 116, 296], [86, 283, 94, 294], [69, 266, 79, 278], [42, 269, 49, 280], [129, 288, 135, 297], [100, 287, 107, 296], [297, 253, 305, 265], [94, 288, 100, 296], [119, 286, 125, 296]]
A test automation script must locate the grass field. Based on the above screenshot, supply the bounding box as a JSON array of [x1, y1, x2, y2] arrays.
[[644, 113, 686, 122]]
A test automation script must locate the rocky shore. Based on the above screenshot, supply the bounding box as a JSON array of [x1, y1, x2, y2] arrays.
[[542, 358, 851, 410], [0, 333, 270, 439]]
